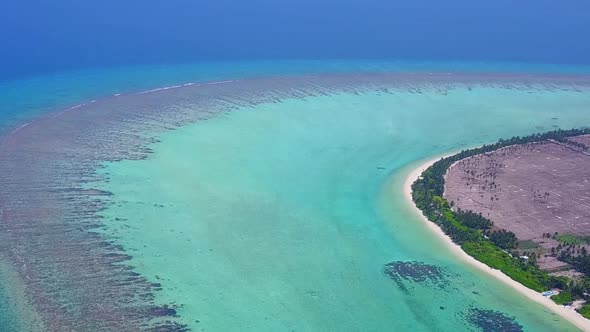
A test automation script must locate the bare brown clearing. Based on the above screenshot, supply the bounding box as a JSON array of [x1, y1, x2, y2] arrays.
[[445, 135, 590, 271]]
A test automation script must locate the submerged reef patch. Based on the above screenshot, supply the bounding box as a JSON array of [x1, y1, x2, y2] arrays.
[[464, 308, 524, 332], [383, 260, 454, 292]]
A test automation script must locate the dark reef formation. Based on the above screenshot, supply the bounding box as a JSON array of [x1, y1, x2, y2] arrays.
[[0, 73, 589, 330], [465, 308, 524, 332], [383, 260, 454, 292]]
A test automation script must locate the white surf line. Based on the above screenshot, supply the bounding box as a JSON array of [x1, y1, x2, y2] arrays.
[[134, 80, 238, 95], [48, 104, 86, 118], [135, 85, 184, 95], [8, 122, 31, 136], [9, 79, 240, 136], [203, 80, 236, 85]]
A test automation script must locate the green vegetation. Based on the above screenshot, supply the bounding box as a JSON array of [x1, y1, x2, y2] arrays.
[[551, 291, 573, 305], [549, 232, 590, 279], [455, 210, 493, 230], [517, 240, 540, 250], [411, 128, 590, 313], [486, 229, 518, 250], [559, 249, 590, 276], [462, 241, 548, 291], [555, 234, 590, 246], [579, 304, 590, 319]]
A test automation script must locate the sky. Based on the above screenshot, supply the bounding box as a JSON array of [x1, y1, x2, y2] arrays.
[[1, 0, 590, 79]]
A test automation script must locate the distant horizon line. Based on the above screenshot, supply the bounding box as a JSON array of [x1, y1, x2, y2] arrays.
[[4, 58, 590, 84]]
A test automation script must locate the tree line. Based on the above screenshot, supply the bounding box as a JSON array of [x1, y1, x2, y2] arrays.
[[411, 128, 590, 315]]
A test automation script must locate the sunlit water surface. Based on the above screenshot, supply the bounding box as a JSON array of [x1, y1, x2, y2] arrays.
[[94, 86, 590, 331]]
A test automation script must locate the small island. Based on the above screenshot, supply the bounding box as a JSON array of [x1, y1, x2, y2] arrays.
[[411, 128, 590, 322]]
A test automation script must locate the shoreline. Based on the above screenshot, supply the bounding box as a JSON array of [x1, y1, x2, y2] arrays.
[[402, 156, 590, 331]]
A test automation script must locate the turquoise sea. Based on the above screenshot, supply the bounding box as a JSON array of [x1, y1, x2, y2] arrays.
[[1, 61, 590, 331]]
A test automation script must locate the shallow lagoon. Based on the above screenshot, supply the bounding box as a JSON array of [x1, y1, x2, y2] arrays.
[[97, 86, 590, 331]]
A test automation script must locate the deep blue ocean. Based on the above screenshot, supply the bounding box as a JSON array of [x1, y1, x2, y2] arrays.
[[1, 0, 590, 128], [2, 0, 590, 80], [1, 0, 589, 131]]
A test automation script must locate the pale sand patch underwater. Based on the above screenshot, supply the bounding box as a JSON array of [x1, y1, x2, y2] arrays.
[[0, 257, 44, 332], [96, 84, 590, 331], [402, 156, 590, 331]]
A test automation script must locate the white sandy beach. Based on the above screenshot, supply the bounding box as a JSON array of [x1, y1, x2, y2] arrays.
[[403, 157, 590, 331]]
